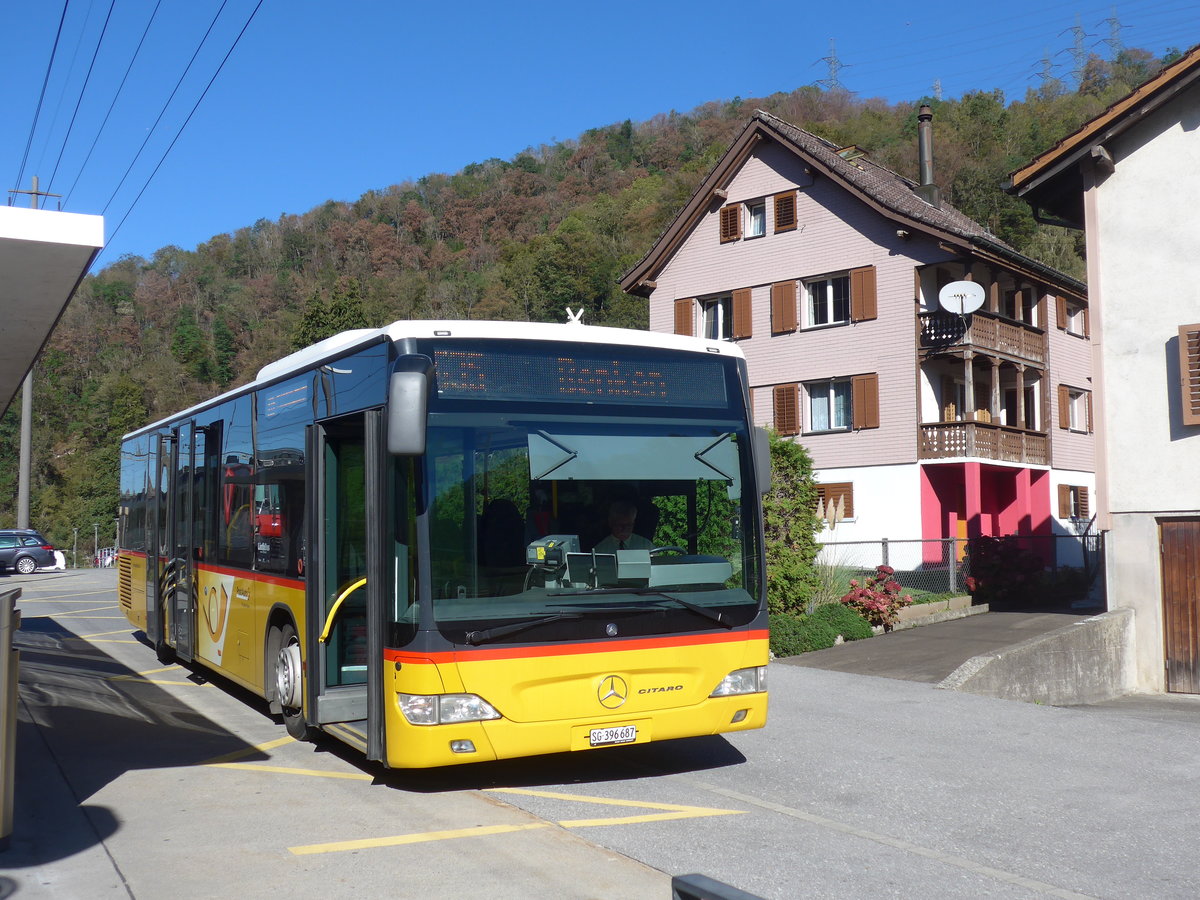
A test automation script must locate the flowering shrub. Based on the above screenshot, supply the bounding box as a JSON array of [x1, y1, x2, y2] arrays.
[[839, 565, 913, 631]]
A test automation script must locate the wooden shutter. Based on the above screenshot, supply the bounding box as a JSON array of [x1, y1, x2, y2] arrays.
[[674, 298, 694, 336], [1086, 391, 1093, 432], [719, 205, 741, 243], [773, 384, 799, 436], [1056, 295, 1067, 330], [770, 281, 797, 334], [732, 288, 752, 339], [815, 482, 855, 520], [850, 265, 877, 322], [1078, 486, 1090, 518], [851, 373, 879, 429], [1058, 484, 1072, 518], [1057, 384, 1070, 429], [774, 191, 797, 233], [1179, 324, 1200, 426]]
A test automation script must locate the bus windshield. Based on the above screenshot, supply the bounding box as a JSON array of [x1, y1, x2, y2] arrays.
[[422, 412, 761, 644]]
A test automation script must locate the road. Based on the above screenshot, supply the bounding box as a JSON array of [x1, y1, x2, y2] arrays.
[[4, 569, 1200, 899]]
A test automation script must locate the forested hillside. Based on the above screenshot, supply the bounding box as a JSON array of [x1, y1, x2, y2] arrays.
[[0, 48, 1173, 550]]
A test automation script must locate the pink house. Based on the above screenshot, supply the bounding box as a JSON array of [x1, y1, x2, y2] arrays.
[[620, 109, 1094, 568]]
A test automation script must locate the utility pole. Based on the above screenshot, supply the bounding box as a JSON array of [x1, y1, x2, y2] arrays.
[[8, 176, 62, 529]]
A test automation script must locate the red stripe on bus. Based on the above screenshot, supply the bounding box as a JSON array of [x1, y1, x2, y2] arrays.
[[118, 552, 303, 590], [384, 629, 769, 665]]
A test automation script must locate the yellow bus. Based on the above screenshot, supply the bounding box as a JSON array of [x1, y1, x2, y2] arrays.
[[117, 320, 770, 768]]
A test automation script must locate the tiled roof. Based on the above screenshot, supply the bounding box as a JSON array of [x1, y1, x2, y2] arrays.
[[620, 109, 1084, 296], [751, 110, 995, 244]]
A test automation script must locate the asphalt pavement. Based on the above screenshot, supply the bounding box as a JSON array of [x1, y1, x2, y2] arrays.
[[4, 570, 1200, 900]]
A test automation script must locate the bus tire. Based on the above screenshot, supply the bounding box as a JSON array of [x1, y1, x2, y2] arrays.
[[155, 637, 176, 665], [275, 623, 311, 741]]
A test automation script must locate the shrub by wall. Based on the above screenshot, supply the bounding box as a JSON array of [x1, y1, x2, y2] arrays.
[[810, 602, 873, 641], [769, 613, 837, 658]]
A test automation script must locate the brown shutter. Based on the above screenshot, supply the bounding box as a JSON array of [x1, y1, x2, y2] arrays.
[[1086, 391, 1093, 432], [850, 265, 877, 322], [1058, 484, 1072, 518], [1078, 487, 1090, 519], [674, 299, 694, 336], [770, 281, 797, 334], [1179, 324, 1200, 426], [774, 191, 797, 233], [1057, 384, 1070, 429], [773, 384, 799, 436], [719, 205, 741, 243], [732, 288, 752, 339], [851, 373, 880, 429], [1056, 296, 1067, 330]]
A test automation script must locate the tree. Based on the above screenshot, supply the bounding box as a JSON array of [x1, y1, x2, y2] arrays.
[[761, 430, 822, 615]]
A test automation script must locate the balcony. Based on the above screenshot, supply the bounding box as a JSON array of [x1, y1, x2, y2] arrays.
[[920, 420, 1048, 466], [919, 310, 1045, 365]]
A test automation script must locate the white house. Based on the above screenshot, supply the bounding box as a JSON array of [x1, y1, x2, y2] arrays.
[[1007, 46, 1200, 693]]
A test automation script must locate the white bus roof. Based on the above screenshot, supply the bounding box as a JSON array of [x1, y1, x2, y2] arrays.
[[125, 320, 744, 440]]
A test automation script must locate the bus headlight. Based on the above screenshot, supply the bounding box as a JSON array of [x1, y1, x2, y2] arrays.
[[710, 666, 767, 697], [397, 693, 502, 725]]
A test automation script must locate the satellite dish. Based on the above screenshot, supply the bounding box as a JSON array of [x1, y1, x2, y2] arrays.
[[938, 281, 986, 315]]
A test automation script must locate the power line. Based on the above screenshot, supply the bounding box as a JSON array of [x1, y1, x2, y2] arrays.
[[46, 0, 118, 194], [100, 0, 265, 260], [101, 0, 234, 216], [13, 0, 70, 201], [63, 0, 165, 206]]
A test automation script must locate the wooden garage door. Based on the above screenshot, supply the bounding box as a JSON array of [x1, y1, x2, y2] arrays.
[[1161, 519, 1200, 694]]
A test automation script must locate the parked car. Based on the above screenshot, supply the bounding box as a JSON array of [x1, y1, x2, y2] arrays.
[[0, 529, 56, 574]]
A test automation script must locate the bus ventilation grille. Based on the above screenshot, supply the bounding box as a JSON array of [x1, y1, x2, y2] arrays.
[[117, 556, 133, 612]]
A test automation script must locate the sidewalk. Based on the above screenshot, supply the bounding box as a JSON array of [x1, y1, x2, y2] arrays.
[[778, 607, 1095, 683]]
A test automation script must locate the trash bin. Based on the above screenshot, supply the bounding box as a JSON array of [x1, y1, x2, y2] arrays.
[[0, 587, 20, 850]]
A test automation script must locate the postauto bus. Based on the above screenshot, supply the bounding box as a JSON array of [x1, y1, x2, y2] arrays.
[[117, 320, 770, 768]]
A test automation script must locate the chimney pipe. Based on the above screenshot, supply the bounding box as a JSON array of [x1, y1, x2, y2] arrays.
[[916, 104, 941, 207]]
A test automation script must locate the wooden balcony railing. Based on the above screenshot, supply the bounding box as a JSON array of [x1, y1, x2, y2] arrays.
[[919, 310, 1045, 364], [919, 421, 1048, 466]]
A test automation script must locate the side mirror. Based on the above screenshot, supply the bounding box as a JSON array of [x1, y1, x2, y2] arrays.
[[387, 355, 433, 456], [753, 427, 772, 494]]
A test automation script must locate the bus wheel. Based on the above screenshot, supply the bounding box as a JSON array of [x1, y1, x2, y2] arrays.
[[276, 623, 311, 741]]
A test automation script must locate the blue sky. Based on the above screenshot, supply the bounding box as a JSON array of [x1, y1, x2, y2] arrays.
[[3, 0, 1197, 269]]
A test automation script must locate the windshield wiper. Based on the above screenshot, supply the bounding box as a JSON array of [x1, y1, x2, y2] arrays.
[[549, 587, 733, 628], [464, 611, 583, 646]]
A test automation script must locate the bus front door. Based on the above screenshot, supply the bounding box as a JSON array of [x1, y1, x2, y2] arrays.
[[307, 410, 386, 762]]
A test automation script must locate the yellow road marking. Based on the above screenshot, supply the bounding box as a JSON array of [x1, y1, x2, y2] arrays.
[[79, 629, 134, 638], [288, 788, 746, 856], [290, 823, 549, 855], [109, 666, 201, 686], [211, 762, 373, 780], [199, 736, 295, 765], [16, 589, 119, 600], [493, 788, 745, 827], [48, 606, 119, 617]]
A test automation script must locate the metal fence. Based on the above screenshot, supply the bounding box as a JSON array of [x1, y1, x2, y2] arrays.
[[816, 533, 1104, 598]]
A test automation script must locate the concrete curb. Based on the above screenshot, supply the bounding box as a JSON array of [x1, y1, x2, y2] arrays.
[[869, 597, 987, 635], [936, 607, 1136, 705]]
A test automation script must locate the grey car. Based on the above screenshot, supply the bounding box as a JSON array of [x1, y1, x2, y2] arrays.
[[0, 530, 56, 574]]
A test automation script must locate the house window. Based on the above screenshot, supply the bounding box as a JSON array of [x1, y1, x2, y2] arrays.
[[746, 200, 766, 238], [774, 191, 797, 233], [703, 296, 731, 340], [1056, 295, 1089, 337], [815, 482, 854, 521], [807, 379, 853, 432], [1058, 385, 1092, 432], [806, 275, 851, 327], [1058, 484, 1090, 520]]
